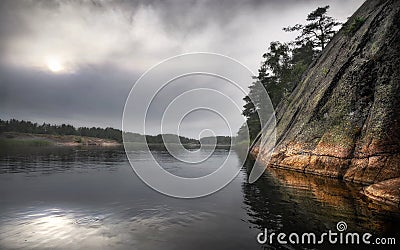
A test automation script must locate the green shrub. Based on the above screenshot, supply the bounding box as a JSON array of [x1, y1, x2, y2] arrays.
[[74, 137, 83, 143], [344, 17, 366, 35]]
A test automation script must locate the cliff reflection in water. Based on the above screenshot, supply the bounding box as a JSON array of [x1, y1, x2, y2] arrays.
[[241, 156, 400, 239]]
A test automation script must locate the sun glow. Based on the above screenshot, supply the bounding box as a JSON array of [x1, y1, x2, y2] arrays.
[[46, 57, 64, 73]]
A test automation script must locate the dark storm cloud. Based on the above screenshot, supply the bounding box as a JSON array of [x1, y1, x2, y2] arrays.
[[0, 62, 137, 129], [0, 0, 364, 136]]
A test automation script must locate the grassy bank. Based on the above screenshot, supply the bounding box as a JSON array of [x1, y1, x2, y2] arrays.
[[0, 132, 121, 148]]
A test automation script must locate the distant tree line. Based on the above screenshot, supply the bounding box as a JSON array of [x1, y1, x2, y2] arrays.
[[0, 119, 123, 142], [137, 134, 199, 145], [0, 119, 232, 145], [200, 136, 231, 145]]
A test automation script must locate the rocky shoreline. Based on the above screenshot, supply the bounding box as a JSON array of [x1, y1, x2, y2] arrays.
[[363, 178, 400, 207], [252, 0, 400, 209]]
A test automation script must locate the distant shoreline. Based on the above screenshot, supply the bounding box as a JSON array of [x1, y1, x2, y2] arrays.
[[0, 132, 235, 149], [0, 132, 121, 147], [0, 119, 235, 148]]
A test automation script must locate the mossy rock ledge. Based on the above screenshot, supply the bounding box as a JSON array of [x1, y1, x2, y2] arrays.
[[251, 0, 400, 207]]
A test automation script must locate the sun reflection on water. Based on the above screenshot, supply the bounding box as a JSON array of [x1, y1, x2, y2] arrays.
[[0, 208, 113, 249], [0, 205, 212, 249]]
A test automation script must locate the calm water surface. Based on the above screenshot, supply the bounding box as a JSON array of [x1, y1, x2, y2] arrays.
[[0, 147, 399, 249]]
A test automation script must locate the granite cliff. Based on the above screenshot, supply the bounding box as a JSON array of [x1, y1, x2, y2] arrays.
[[252, 0, 400, 206]]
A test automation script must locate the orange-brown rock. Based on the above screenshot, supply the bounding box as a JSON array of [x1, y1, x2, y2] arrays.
[[364, 178, 400, 206]]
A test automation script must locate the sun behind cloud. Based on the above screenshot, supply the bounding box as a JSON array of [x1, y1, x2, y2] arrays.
[[46, 56, 64, 73]]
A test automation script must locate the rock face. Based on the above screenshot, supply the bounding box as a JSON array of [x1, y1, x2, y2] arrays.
[[252, 0, 400, 205], [364, 178, 400, 206]]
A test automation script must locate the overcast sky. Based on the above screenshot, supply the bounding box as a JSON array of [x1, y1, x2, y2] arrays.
[[0, 0, 364, 137]]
